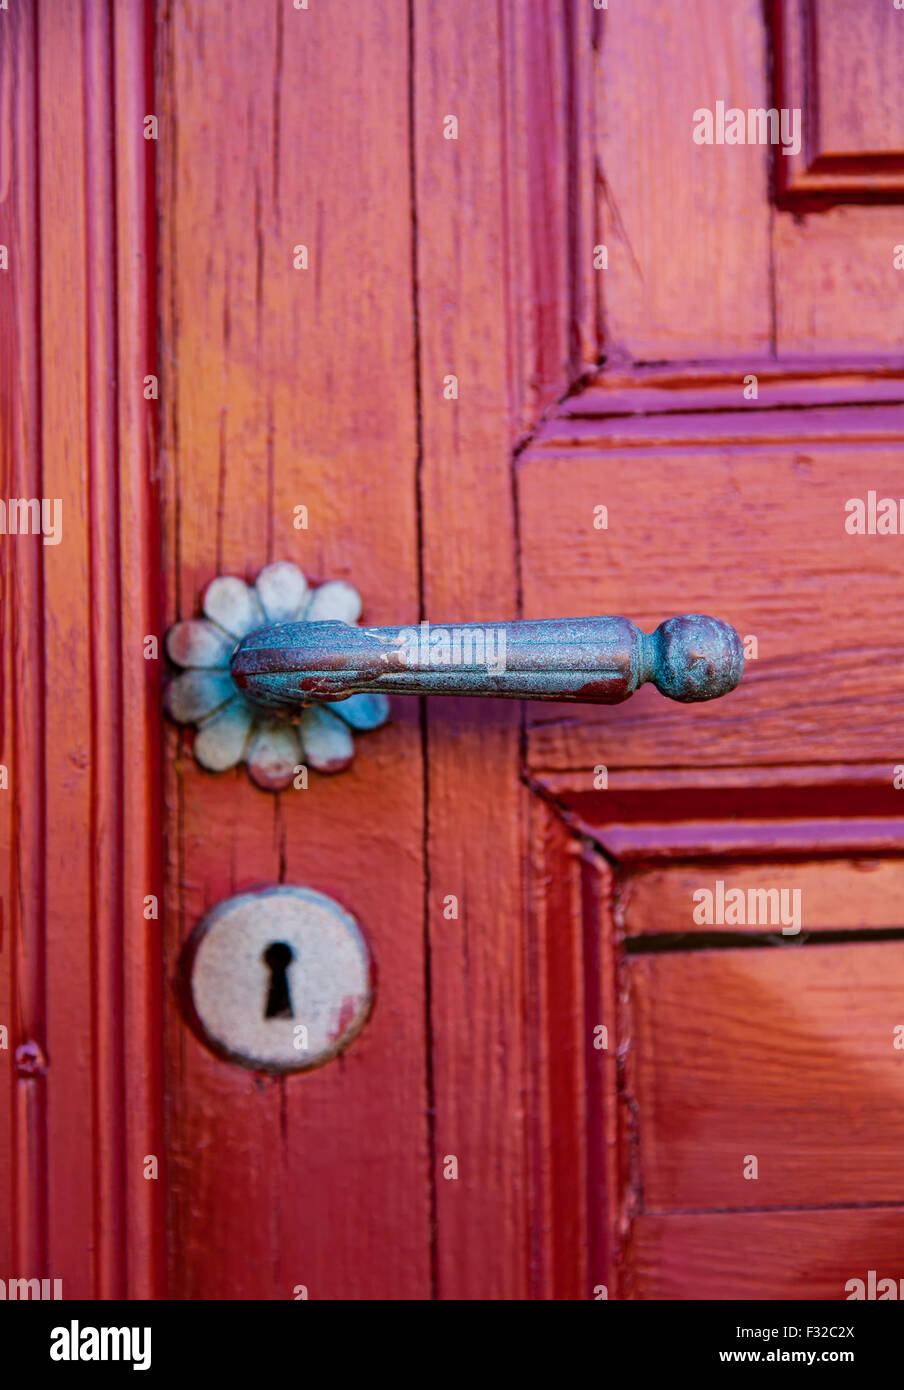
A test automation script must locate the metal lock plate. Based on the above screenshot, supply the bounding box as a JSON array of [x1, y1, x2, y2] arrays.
[[182, 886, 373, 1073]]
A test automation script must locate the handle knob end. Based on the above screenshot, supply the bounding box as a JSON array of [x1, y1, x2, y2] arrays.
[[647, 615, 744, 703]]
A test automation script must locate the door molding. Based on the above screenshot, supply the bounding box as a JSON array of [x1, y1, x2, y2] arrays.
[[0, 0, 163, 1298]]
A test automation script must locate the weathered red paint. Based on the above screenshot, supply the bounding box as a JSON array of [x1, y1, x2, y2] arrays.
[[3, 0, 903, 1303]]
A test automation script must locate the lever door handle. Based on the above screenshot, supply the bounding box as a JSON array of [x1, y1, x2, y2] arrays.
[[231, 613, 744, 714], [165, 565, 744, 786]]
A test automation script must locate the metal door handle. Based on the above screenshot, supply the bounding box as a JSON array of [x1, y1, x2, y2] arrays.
[[231, 613, 743, 714], [165, 564, 744, 787]]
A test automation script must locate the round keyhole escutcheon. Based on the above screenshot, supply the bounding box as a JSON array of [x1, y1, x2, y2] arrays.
[[181, 886, 374, 1073]]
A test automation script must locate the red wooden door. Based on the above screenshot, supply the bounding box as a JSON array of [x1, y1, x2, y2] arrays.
[[2, 0, 904, 1303]]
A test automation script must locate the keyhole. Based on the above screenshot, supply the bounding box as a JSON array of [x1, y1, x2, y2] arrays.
[[262, 941, 294, 1019]]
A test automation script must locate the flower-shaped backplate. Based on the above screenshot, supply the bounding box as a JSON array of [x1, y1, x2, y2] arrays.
[[165, 561, 389, 790]]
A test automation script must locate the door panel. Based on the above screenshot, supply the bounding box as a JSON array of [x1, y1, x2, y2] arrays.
[[526, 798, 618, 1301], [628, 941, 904, 1209], [156, 0, 597, 1301], [774, 214, 904, 352], [627, 1210, 904, 1300], [525, 805, 904, 1298], [519, 414, 904, 771], [621, 860, 904, 936], [413, 0, 526, 1298], [519, 0, 904, 1300], [158, 0, 431, 1301], [596, 0, 772, 358], [773, 0, 904, 199], [599, 0, 904, 355]]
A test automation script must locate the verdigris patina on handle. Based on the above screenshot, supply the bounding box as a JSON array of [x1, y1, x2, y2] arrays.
[[231, 612, 744, 714], [166, 560, 743, 789]]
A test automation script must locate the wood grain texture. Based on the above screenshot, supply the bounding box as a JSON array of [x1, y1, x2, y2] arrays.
[[526, 800, 619, 1299], [770, 0, 904, 344], [595, 1, 904, 360], [413, 0, 529, 1299], [533, 765, 904, 862], [0, 0, 162, 1298], [502, 0, 598, 435], [594, 0, 772, 360], [159, 0, 430, 1300], [620, 860, 904, 937], [529, 403, 904, 448], [78, 0, 124, 1298], [626, 1208, 904, 1300], [557, 360, 904, 416], [593, 822, 904, 864], [518, 440, 904, 772], [774, 207, 904, 354], [113, 0, 166, 1300], [809, 0, 904, 159], [0, 0, 45, 1286], [159, 0, 596, 1301], [626, 942, 904, 1211]]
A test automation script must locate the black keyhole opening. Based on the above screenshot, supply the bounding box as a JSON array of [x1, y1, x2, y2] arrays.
[[262, 941, 294, 1019]]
